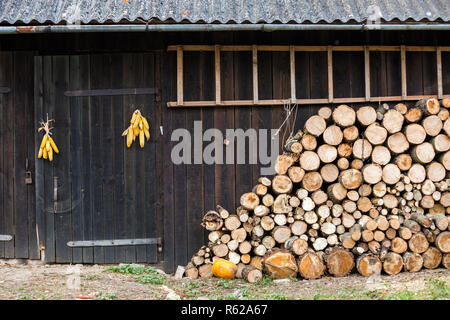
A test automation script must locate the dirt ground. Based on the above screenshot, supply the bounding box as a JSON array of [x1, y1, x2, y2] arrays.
[[0, 260, 448, 300]]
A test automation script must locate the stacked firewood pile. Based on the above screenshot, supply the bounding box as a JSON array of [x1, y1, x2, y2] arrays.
[[184, 98, 450, 283]]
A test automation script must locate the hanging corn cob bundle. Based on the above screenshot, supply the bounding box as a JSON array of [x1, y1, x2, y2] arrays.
[[37, 119, 59, 162], [122, 109, 150, 148]]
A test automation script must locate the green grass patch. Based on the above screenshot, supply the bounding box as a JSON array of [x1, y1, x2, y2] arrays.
[[96, 290, 117, 300], [105, 263, 167, 285]]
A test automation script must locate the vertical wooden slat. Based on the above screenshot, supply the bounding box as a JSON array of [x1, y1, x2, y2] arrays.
[[90, 55, 105, 264], [364, 46, 371, 101], [80, 55, 94, 263], [110, 53, 126, 262], [43, 56, 55, 262], [184, 52, 204, 262], [0, 54, 6, 258], [215, 45, 221, 105], [69, 55, 83, 263], [152, 52, 164, 264], [143, 53, 158, 263], [177, 46, 184, 106], [34, 56, 45, 260], [13, 52, 30, 258], [290, 46, 296, 103], [401, 45, 407, 98], [437, 47, 443, 99], [252, 45, 258, 104], [3, 52, 14, 258], [122, 54, 137, 263], [134, 53, 148, 263], [53, 55, 72, 263], [102, 54, 115, 264], [327, 46, 333, 103], [162, 50, 176, 272]]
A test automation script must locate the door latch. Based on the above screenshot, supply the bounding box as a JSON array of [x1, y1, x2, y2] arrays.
[[25, 158, 32, 184]]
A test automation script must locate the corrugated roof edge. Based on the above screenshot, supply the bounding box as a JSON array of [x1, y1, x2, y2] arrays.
[[1, 17, 449, 26]]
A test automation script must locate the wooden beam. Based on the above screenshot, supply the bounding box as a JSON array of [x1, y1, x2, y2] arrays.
[[327, 46, 333, 103], [215, 45, 222, 105], [364, 46, 371, 101], [401, 45, 407, 99], [167, 94, 450, 108], [252, 45, 259, 104], [168, 45, 450, 53], [437, 47, 443, 99], [177, 45, 183, 106], [290, 46, 296, 103], [64, 88, 158, 97]]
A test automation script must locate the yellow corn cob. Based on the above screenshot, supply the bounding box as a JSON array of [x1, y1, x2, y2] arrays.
[[133, 126, 140, 137], [144, 128, 150, 141], [142, 117, 149, 130], [40, 134, 48, 149], [130, 111, 138, 125], [49, 137, 59, 154], [139, 129, 145, 148], [46, 140, 51, 152], [126, 128, 133, 148], [132, 115, 140, 128], [38, 147, 43, 159], [43, 147, 48, 159], [139, 119, 143, 130], [48, 147, 53, 162]]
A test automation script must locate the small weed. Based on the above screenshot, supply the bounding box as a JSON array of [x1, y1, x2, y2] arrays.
[[186, 280, 204, 290], [256, 276, 273, 286], [106, 264, 167, 285], [266, 293, 288, 300], [384, 290, 418, 300], [83, 274, 100, 280], [135, 274, 167, 285], [18, 293, 33, 300], [426, 278, 449, 300], [216, 279, 233, 289], [105, 264, 150, 275], [96, 290, 117, 300]]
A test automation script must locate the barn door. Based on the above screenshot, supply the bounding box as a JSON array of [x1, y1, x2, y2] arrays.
[[34, 54, 161, 264]]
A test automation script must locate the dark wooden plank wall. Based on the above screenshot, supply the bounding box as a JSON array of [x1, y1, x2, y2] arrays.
[[0, 51, 38, 260], [34, 53, 162, 264], [0, 30, 450, 270]]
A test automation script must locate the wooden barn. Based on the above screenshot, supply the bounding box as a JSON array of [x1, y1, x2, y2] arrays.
[[0, 0, 449, 273]]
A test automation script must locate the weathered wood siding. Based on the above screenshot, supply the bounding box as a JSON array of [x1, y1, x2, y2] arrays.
[[0, 31, 448, 271]]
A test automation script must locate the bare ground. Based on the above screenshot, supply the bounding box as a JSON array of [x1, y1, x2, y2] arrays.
[[0, 261, 448, 300]]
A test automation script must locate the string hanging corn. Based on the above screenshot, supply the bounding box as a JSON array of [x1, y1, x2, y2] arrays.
[[37, 118, 59, 162], [122, 109, 150, 148]]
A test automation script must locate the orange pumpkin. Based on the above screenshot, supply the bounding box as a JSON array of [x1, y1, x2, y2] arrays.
[[212, 258, 238, 279]]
